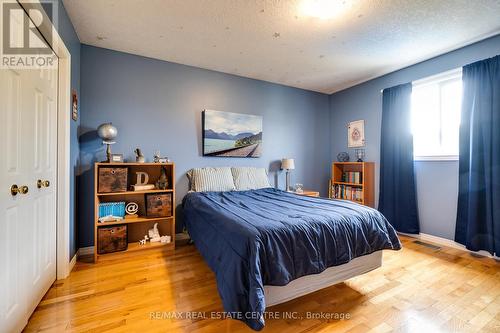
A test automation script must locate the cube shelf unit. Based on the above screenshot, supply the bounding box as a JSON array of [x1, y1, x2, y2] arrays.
[[329, 162, 374, 207], [94, 162, 175, 262]]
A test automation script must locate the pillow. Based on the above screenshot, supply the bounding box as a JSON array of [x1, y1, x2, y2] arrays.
[[188, 167, 236, 192], [186, 169, 196, 191], [231, 167, 271, 190]]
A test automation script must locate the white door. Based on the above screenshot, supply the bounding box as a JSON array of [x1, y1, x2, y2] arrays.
[[0, 2, 58, 332]]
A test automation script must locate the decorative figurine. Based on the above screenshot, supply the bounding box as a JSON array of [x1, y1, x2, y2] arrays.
[[153, 150, 169, 163], [148, 223, 161, 242], [139, 235, 149, 245], [125, 202, 139, 219], [97, 123, 118, 162], [135, 171, 149, 186], [134, 148, 145, 163], [156, 166, 169, 190], [131, 171, 155, 191], [160, 235, 171, 243]]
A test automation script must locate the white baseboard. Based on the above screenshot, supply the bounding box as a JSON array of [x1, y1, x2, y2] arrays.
[[403, 232, 499, 260], [78, 246, 94, 256], [68, 253, 77, 275]]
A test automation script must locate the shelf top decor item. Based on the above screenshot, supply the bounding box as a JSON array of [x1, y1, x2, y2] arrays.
[[347, 120, 365, 148], [134, 148, 145, 163], [153, 150, 169, 163], [337, 151, 350, 162], [97, 122, 118, 162], [203, 109, 263, 158], [355, 149, 365, 162]]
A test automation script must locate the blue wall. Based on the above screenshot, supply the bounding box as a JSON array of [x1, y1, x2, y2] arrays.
[[78, 45, 330, 248], [414, 161, 459, 239], [42, 0, 81, 258], [329, 34, 500, 240], [40, 3, 500, 250]]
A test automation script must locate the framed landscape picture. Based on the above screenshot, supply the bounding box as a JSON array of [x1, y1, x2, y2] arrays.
[[202, 110, 263, 157]]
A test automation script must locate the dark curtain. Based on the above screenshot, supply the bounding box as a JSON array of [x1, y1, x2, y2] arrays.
[[379, 83, 420, 233], [455, 55, 500, 255]]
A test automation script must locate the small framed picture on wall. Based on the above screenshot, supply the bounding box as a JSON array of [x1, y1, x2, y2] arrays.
[[72, 90, 78, 121], [348, 120, 365, 148]]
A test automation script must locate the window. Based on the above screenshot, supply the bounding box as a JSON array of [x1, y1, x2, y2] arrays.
[[411, 69, 462, 160]]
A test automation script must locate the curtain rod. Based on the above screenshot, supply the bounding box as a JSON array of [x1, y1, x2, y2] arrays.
[[380, 67, 462, 93]]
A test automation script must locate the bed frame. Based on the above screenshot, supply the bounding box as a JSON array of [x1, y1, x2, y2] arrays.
[[264, 251, 382, 306]]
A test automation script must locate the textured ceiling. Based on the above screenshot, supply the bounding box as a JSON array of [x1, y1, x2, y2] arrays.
[[63, 0, 500, 94]]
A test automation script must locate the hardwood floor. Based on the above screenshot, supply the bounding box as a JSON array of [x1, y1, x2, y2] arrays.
[[24, 236, 500, 333]]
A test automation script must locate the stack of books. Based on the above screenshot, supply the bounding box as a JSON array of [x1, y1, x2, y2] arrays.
[[332, 184, 363, 202], [342, 171, 362, 184], [98, 201, 126, 222], [131, 184, 155, 191]]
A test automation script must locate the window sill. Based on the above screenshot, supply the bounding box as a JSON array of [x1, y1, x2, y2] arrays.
[[414, 155, 459, 162]]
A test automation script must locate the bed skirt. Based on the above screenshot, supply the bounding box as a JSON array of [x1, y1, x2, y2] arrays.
[[264, 251, 383, 306]]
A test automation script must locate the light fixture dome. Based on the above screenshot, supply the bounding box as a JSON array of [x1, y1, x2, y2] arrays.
[[300, 0, 350, 20]]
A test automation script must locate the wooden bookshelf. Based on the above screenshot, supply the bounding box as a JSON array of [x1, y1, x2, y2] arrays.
[[94, 162, 175, 262], [329, 162, 374, 207]]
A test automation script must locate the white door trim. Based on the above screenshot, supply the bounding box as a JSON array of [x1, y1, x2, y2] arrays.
[[18, 0, 72, 279]]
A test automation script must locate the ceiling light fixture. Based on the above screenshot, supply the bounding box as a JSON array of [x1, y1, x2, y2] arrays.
[[300, 0, 350, 20]]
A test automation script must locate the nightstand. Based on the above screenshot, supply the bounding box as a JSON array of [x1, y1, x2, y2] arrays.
[[294, 190, 320, 197]]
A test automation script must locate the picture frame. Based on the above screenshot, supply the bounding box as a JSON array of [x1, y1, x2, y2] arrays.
[[110, 154, 124, 163], [202, 109, 263, 158], [72, 89, 78, 121], [348, 120, 365, 148]]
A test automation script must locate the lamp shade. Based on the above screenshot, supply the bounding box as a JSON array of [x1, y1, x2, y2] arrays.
[[281, 158, 295, 170]]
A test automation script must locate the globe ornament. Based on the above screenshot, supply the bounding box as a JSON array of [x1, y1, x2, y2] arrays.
[[97, 123, 118, 162], [337, 152, 350, 162], [97, 123, 118, 144]]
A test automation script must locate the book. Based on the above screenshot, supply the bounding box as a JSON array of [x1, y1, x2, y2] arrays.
[[342, 171, 362, 184], [332, 184, 363, 202], [131, 184, 156, 191]]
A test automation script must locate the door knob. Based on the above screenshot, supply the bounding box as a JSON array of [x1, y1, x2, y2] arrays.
[[37, 179, 50, 189], [11, 185, 29, 196]]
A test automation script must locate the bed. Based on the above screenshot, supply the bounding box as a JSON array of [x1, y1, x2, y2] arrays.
[[183, 188, 401, 330]]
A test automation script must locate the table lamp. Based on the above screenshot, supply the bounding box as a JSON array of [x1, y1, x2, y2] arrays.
[[281, 158, 295, 191]]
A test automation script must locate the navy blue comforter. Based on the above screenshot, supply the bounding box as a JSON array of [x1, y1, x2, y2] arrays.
[[183, 188, 401, 330]]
